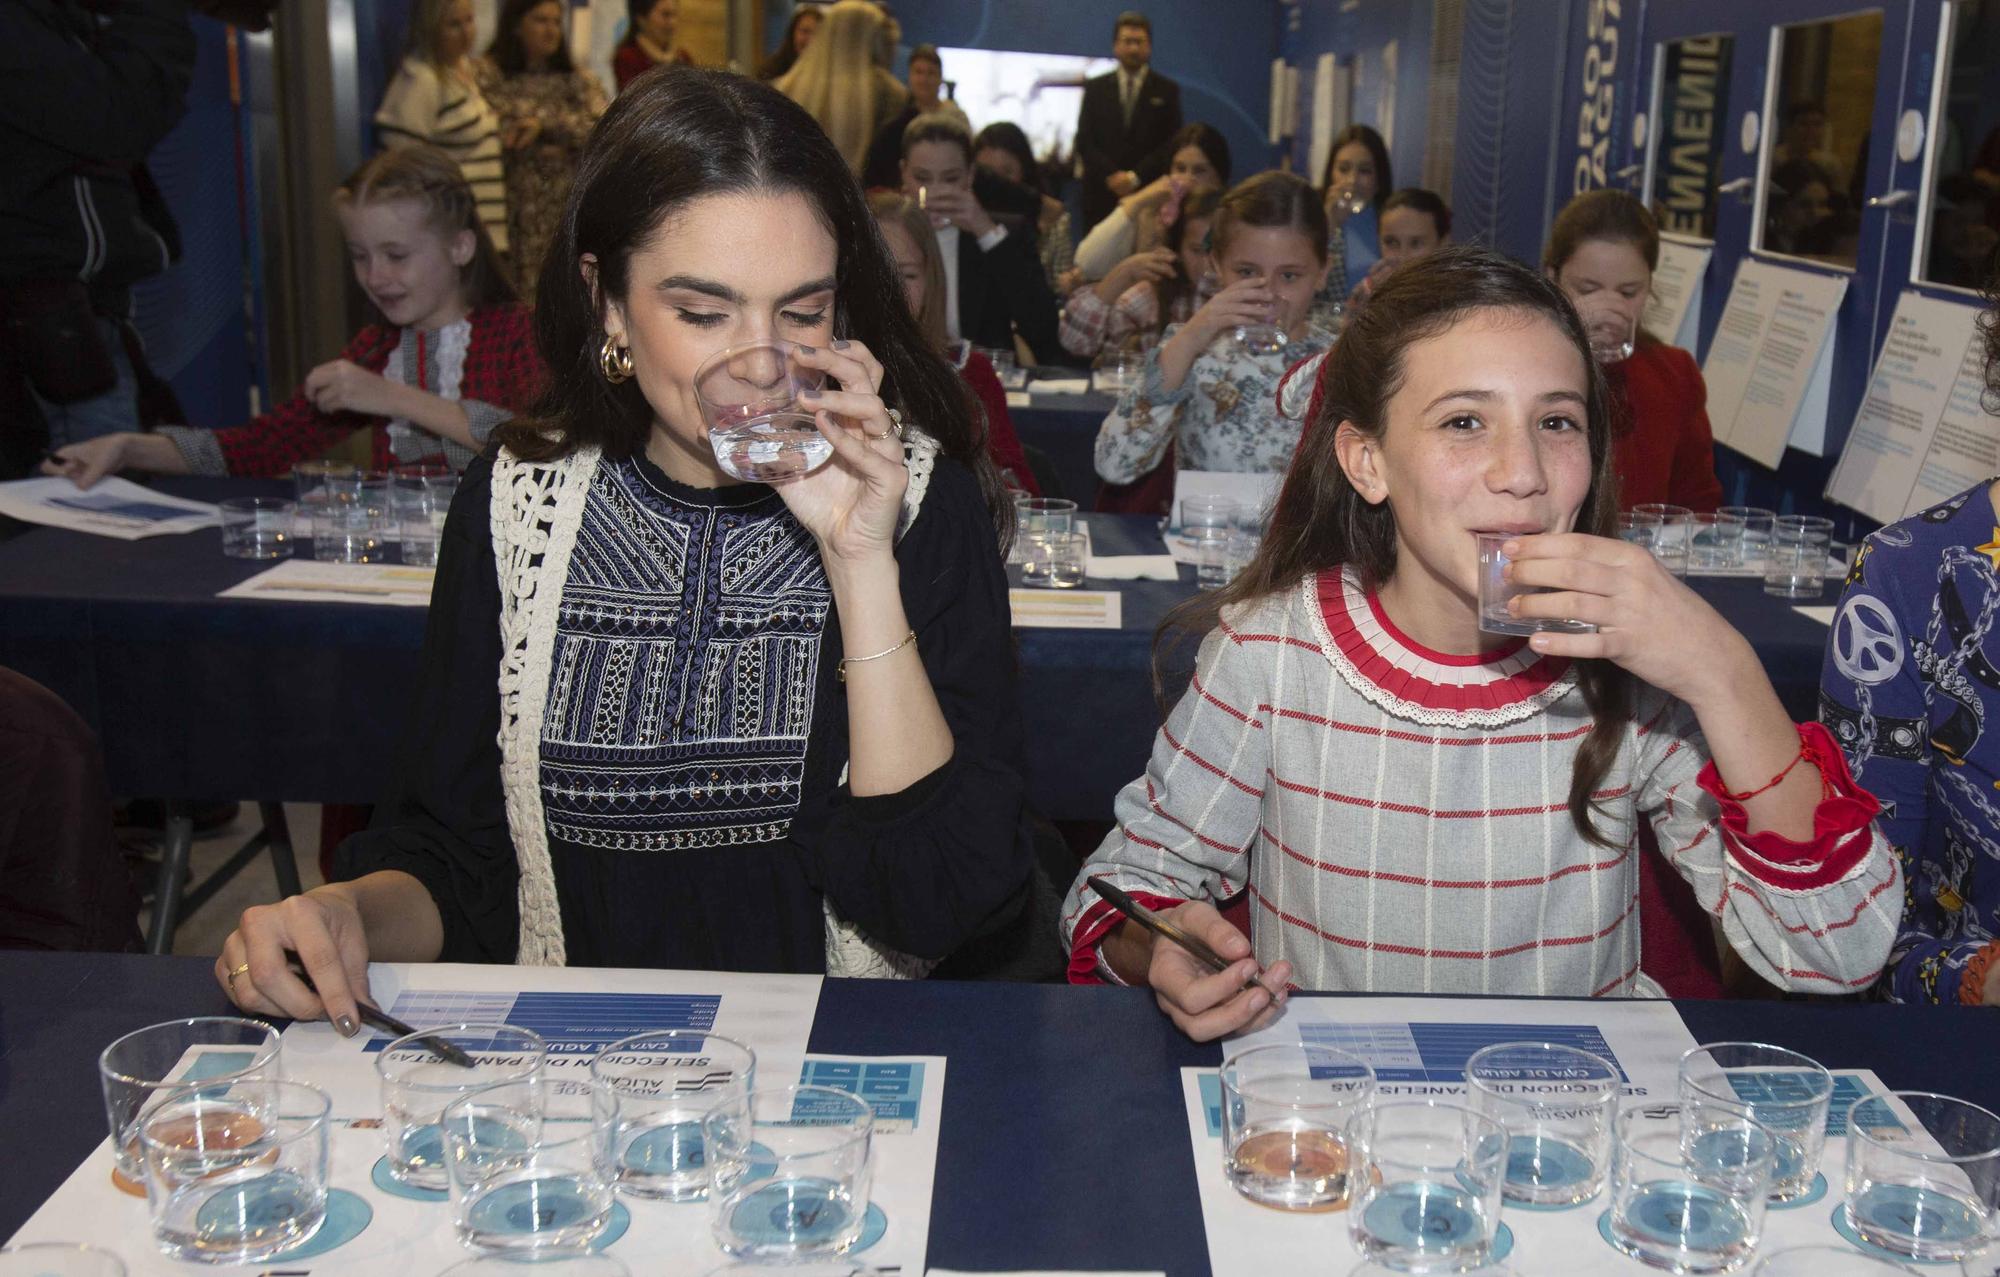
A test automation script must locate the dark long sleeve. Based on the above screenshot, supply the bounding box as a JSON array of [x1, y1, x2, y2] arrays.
[[790, 459, 1033, 961], [1074, 78, 1117, 179], [1131, 76, 1183, 184], [335, 455, 522, 963], [973, 230, 1062, 365], [0, 0, 194, 165]]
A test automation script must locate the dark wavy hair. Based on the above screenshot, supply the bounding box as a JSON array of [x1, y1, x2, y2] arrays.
[[487, 0, 577, 74], [972, 121, 1042, 195], [1168, 122, 1232, 187], [503, 68, 1005, 529], [1158, 247, 1631, 846], [1319, 123, 1391, 208]]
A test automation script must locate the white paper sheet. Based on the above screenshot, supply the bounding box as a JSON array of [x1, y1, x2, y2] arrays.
[[1086, 554, 1180, 581], [1180, 1063, 1897, 1277], [1027, 378, 1092, 397], [1707, 259, 1848, 468], [219, 560, 438, 606], [0, 476, 216, 539], [1010, 589, 1123, 629], [1795, 606, 1838, 625], [1645, 236, 1712, 351]]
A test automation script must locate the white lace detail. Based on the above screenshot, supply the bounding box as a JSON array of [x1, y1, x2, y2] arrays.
[[381, 319, 471, 458], [492, 443, 600, 966], [823, 898, 940, 979], [898, 428, 939, 539], [1302, 573, 1579, 730]]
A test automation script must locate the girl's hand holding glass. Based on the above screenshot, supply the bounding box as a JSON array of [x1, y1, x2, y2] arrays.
[[1185, 277, 1279, 350], [1139, 900, 1293, 1042], [780, 339, 909, 567]]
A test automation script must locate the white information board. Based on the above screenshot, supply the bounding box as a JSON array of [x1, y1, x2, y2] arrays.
[[1704, 258, 1849, 468], [1825, 290, 1991, 523], [1645, 235, 1713, 351]]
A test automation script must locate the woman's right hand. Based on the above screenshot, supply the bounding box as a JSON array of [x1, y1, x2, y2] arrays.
[[1145, 901, 1292, 1042], [216, 886, 375, 1035]]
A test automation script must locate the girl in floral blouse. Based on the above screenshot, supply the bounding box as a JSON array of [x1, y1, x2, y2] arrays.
[[1093, 172, 1333, 485]]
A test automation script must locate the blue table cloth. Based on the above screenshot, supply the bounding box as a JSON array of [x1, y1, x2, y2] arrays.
[[1010, 384, 1115, 505]]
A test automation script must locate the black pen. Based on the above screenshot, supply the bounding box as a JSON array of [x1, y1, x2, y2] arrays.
[[1087, 876, 1269, 994], [287, 959, 474, 1067]]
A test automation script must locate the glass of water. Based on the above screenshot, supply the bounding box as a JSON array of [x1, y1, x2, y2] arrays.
[[694, 340, 833, 484], [1720, 507, 1776, 570], [292, 460, 358, 537], [1678, 1042, 1833, 1202], [219, 497, 295, 560], [1091, 345, 1145, 395], [1845, 1093, 2000, 1263], [1023, 531, 1087, 588], [1688, 512, 1745, 572], [590, 1029, 755, 1201], [1218, 1043, 1375, 1211], [310, 472, 371, 564], [0, 1244, 129, 1277], [1632, 504, 1693, 577], [1476, 533, 1597, 638], [99, 1016, 282, 1187], [376, 1023, 548, 1191], [704, 1085, 875, 1261], [392, 464, 455, 567], [1764, 515, 1835, 600], [444, 1079, 613, 1255], [139, 1078, 330, 1265], [1607, 1100, 1776, 1274], [1465, 1041, 1620, 1207], [1347, 1099, 1509, 1272]]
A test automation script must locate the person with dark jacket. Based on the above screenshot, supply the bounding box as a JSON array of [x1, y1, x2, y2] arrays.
[[0, 0, 193, 474], [1073, 10, 1181, 233]]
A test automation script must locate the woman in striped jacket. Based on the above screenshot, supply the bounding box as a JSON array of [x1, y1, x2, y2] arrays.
[[376, 0, 510, 256], [1063, 247, 1900, 1040]]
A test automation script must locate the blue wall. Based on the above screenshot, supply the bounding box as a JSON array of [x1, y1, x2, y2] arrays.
[[880, 0, 1282, 194]]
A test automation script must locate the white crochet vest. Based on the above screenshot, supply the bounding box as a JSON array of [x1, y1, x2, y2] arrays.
[[490, 435, 941, 977]]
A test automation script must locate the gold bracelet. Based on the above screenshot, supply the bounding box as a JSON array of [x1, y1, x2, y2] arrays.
[[837, 629, 917, 682]]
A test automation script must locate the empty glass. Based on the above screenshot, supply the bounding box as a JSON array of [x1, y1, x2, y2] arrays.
[[1023, 531, 1087, 588], [292, 460, 358, 537], [1765, 515, 1836, 599], [1016, 496, 1077, 543], [1678, 1042, 1833, 1202], [1752, 1246, 1919, 1275], [99, 1016, 282, 1186], [376, 1023, 548, 1191], [1845, 1093, 2000, 1262], [1607, 1101, 1776, 1274], [218, 497, 295, 560], [139, 1079, 330, 1265], [590, 1029, 755, 1201], [1477, 533, 1598, 638], [704, 1085, 874, 1261], [444, 1079, 614, 1256], [310, 472, 372, 564], [1347, 1100, 1509, 1272], [391, 464, 456, 567], [1092, 345, 1145, 394], [1465, 1041, 1620, 1207], [694, 340, 832, 483], [0, 1244, 128, 1277], [1720, 507, 1776, 570], [1633, 504, 1693, 576], [1219, 1043, 1376, 1211], [1687, 513, 1745, 572], [1225, 530, 1261, 584]]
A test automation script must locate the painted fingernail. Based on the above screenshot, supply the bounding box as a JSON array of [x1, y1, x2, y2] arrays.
[[336, 1015, 357, 1036], [795, 344, 815, 355], [832, 339, 852, 350]]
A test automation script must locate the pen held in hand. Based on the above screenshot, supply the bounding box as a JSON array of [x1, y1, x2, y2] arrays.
[[285, 957, 474, 1067], [1085, 876, 1269, 995]]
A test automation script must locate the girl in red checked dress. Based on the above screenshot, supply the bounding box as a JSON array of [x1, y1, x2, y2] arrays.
[[1062, 247, 1900, 1042], [46, 145, 540, 488]]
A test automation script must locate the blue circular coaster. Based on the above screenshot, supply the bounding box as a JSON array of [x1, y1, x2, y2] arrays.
[[372, 1154, 448, 1202], [591, 1201, 632, 1251], [1829, 1200, 1963, 1266], [1490, 1221, 1514, 1264], [853, 1202, 888, 1253], [266, 1188, 373, 1261], [1769, 1172, 1828, 1211]]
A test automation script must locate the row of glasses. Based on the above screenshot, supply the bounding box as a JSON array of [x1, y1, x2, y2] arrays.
[[280, 461, 457, 565], [1614, 503, 1837, 598]]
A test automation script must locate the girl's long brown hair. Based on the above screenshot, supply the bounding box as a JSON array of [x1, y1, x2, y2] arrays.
[[1157, 245, 1632, 846]]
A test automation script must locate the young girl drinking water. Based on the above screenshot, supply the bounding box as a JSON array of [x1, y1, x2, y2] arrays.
[[46, 146, 540, 486], [1064, 248, 1899, 1040], [1093, 172, 1333, 485]]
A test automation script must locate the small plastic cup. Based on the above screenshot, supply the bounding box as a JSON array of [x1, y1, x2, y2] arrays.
[[1219, 1043, 1376, 1211], [391, 464, 455, 568], [139, 1079, 330, 1265], [1687, 512, 1745, 572], [1022, 531, 1087, 589], [704, 1085, 874, 1261], [1607, 1100, 1776, 1274], [1633, 503, 1693, 576], [590, 1029, 756, 1201], [1678, 1042, 1833, 1203], [693, 340, 832, 484], [1346, 1100, 1509, 1272], [219, 497, 295, 560], [1845, 1093, 2000, 1263], [291, 460, 357, 537], [309, 472, 372, 564], [1466, 1041, 1621, 1207], [1764, 515, 1836, 600], [1720, 507, 1776, 570], [1476, 533, 1597, 638]]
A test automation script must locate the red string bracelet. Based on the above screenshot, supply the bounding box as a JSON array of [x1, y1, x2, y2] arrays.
[[1717, 743, 1813, 803]]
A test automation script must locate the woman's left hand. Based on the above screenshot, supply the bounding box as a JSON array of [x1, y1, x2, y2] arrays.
[[1502, 532, 1756, 706], [778, 340, 909, 567]]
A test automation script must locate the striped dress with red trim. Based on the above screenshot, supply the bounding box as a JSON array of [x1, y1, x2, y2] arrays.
[[1063, 565, 1902, 997]]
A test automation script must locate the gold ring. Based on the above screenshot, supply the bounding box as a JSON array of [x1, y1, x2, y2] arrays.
[[226, 962, 251, 985]]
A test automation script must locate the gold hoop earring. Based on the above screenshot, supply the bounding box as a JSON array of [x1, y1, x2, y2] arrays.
[[598, 335, 634, 384]]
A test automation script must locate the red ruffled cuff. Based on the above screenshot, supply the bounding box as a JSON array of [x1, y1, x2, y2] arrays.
[[1698, 721, 1882, 889], [1066, 889, 1188, 985]]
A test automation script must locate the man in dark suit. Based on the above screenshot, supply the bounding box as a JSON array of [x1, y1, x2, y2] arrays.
[[900, 114, 1061, 365], [1073, 11, 1183, 233]]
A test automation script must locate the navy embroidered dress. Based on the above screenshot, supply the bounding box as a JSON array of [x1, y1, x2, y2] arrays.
[[339, 448, 1032, 972]]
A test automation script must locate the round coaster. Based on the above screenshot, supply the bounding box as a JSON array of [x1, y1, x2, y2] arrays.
[[1489, 1222, 1514, 1264], [1503, 1135, 1594, 1195], [1829, 1199, 1963, 1266], [853, 1202, 888, 1253], [1768, 1172, 1829, 1212], [591, 1201, 632, 1251], [1355, 1188, 1510, 1263], [372, 1155, 448, 1202], [265, 1188, 373, 1262]]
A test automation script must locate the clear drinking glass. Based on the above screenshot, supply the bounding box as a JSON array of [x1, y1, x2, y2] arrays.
[[1225, 530, 1261, 584], [590, 1029, 755, 1201], [1476, 533, 1598, 638], [1465, 1041, 1620, 1207], [693, 340, 832, 483], [310, 472, 371, 564], [1181, 495, 1240, 537], [1023, 531, 1087, 588], [1347, 1099, 1509, 1272], [391, 464, 455, 567], [0, 1244, 128, 1277], [1218, 1043, 1376, 1211], [99, 1016, 282, 1186], [1582, 304, 1638, 364], [1091, 346, 1144, 394], [1678, 1042, 1833, 1202], [1607, 1100, 1776, 1274], [1764, 516, 1835, 599], [1633, 503, 1693, 577], [139, 1078, 330, 1265], [704, 1085, 875, 1261], [1720, 507, 1777, 570], [1016, 496, 1077, 546], [218, 497, 295, 560], [444, 1079, 613, 1256], [1752, 1246, 1920, 1275], [292, 460, 358, 537], [1233, 320, 1289, 356], [1619, 511, 1657, 548], [1331, 185, 1369, 218], [1688, 512, 1746, 572], [376, 1023, 548, 1191], [1845, 1093, 2000, 1263]]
